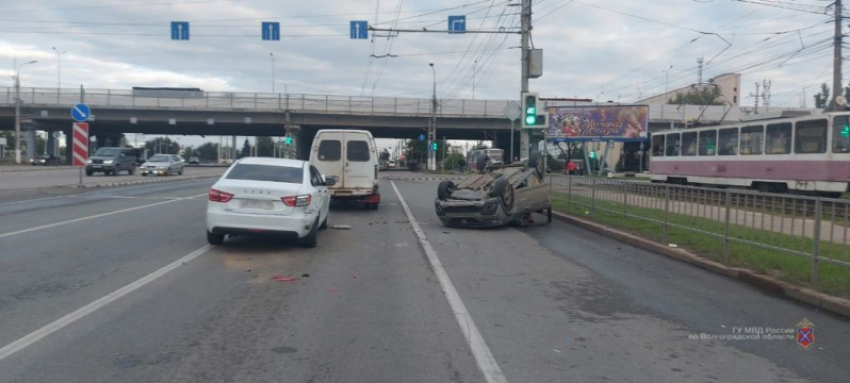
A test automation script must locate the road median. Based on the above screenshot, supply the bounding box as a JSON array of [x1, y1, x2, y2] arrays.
[[67, 174, 221, 189]]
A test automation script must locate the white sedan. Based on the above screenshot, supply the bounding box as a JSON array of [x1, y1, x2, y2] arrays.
[[206, 158, 334, 248]]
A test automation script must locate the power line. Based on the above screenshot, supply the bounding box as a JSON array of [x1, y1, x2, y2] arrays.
[[0, 0, 242, 14]]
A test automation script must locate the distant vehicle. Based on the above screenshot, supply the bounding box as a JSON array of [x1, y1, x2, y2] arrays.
[[140, 154, 185, 176], [189, 156, 200, 165], [309, 129, 381, 209], [388, 160, 396, 168], [650, 112, 850, 197], [30, 154, 61, 166], [86, 147, 136, 176], [467, 148, 504, 172], [435, 164, 551, 228], [206, 158, 334, 247]]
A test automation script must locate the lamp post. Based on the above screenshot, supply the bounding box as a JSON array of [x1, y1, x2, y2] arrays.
[[52, 47, 64, 102], [429, 63, 437, 171], [14, 60, 37, 164], [270, 53, 275, 93], [472, 60, 477, 100], [662, 65, 673, 120]]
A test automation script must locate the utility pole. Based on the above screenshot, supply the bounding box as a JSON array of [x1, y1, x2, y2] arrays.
[[14, 60, 37, 164], [832, 0, 843, 111], [270, 53, 275, 93], [429, 63, 437, 171], [472, 60, 477, 100], [696, 56, 704, 85], [750, 82, 761, 114], [520, 0, 531, 160]]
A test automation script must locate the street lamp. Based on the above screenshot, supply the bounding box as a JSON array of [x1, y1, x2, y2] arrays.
[[661, 65, 673, 120], [52, 47, 65, 91], [428, 63, 437, 171], [472, 60, 477, 100], [14, 60, 37, 164], [270, 53, 275, 93]]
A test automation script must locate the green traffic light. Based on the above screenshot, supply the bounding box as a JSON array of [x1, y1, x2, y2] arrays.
[[526, 115, 536, 125], [589, 151, 597, 159], [526, 107, 536, 115], [285, 137, 292, 145], [842, 125, 850, 137]]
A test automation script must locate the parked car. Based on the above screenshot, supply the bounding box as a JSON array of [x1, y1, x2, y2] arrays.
[[309, 129, 381, 210], [189, 156, 200, 165], [86, 147, 136, 176], [30, 154, 62, 166], [435, 164, 552, 228], [140, 154, 185, 176], [206, 157, 334, 247]]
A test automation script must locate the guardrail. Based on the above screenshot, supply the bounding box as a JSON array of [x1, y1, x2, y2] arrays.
[[548, 175, 850, 284], [0, 87, 512, 118]]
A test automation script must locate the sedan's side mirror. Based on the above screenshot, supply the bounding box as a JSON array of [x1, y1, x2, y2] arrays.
[[324, 178, 336, 186]]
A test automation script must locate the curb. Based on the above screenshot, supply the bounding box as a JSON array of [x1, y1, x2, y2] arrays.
[[0, 166, 76, 173], [552, 211, 850, 319], [382, 176, 466, 181], [66, 175, 220, 189]]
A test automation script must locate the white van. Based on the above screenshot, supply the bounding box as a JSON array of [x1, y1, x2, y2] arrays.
[[309, 129, 381, 209]]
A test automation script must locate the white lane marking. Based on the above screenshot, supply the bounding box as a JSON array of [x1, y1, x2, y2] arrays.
[[0, 178, 212, 207], [0, 193, 206, 240], [0, 245, 212, 361], [390, 181, 509, 383]]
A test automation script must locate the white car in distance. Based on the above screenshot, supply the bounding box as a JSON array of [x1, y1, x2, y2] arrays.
[[206, 158, 334, 248]]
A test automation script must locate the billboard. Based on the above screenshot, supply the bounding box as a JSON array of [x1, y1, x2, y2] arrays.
[[547, 105, 649, 142]]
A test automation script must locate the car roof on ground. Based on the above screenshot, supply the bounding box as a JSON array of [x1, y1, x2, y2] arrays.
[[236, 157, 306, 168]]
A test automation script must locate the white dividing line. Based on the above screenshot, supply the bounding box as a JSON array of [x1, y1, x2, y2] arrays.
[[390, 181, 509, 383], [0, 245, 212, 361], [0, 193, 206, 240]]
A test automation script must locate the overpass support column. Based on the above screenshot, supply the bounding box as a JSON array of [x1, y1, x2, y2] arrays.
[[24, 130, 36, 161], [46, 131, 56, 157], [65, 129, 74, 164]]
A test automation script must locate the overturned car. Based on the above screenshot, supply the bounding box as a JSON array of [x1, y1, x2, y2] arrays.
[[435, 164, 552, 228]]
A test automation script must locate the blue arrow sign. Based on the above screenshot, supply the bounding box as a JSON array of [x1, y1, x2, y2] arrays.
[[418, 134, 426, 141], [171, 21, 190, 40], [350, 20, 368, 40], [71, 103, 91, 122], [262, 22, 280, 41], [448, 16, 466, 34]]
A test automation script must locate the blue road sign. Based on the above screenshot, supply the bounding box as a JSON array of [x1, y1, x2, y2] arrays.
[[171, 21, 190, 40], [71, 103, 91, 122], [350, 20, 368, 40], [262, 22, 280, 41], [448, 16, 466, 34], [418, 134, 426, 141]]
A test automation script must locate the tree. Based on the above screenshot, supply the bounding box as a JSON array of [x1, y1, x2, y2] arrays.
[[814, 83, 830, 108], [472, 142, 489, 150], [183, 145, 195, 160], [196, 142, 219, 162], [144, 137, 180, 155], [443, 152, 464, 170], [257, 137, 275, 157], [0, 131, 15, 152], [241, 138, 251, 158], [668, 87, 724, 105]]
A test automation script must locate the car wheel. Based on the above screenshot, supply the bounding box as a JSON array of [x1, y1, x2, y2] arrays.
[[178, 168, 183, 175], [302, 219, 319, 248], [547, 207, 553, 223], [371, 202, 379, 210], [85, 170, 93, 176], [320, 216, 328, 230], [500, 183, 515, 212], [128, 166, 135, 175], [206, 231, 225, 245], [437, 180, 456, 200]]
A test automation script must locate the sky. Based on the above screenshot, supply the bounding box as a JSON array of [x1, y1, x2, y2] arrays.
[[1, 0, 845, 149]]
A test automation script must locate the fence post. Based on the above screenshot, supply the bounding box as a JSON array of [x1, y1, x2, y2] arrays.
[[254, 93, 258, 109], [812, 199, 822, 283], [462, 99, 466, 115], [206, 93, 209, 108], [349, 96, 352, 113], [278, 93, 281, 110], [567, 175, 572, 209], [622, 182, 628, 225], [301, 94, 305, 110], [417, 99, 420, 114], [723, 189, 732, 257], [371, 97, 374, 112], [591, 178, 596, 213], [484, 100, 488, 115], [107, 89, 111, 105], [394, 98, 397, 114], [663, 185, 671, 243]]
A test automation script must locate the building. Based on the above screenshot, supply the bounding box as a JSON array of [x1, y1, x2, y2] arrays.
[[639, 73, 742, 106]]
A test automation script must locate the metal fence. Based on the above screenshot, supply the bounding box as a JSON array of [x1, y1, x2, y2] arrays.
[[548, 175, 850, 282], [0, 87, 512, 118]]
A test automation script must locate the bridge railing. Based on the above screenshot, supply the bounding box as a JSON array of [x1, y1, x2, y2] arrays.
[[0, 87, 512, 118]]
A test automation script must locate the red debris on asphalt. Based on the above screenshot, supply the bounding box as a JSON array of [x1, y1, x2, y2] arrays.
[[273, 275, 298, 282]]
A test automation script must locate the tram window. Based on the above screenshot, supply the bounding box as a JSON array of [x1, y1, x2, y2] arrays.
[[832, 116, 850, 153], [652, 135, 665, 157], [665, 133, 681, 156], [681, 132, 697, 156], [699, 130, 717, 156], [718, 128, 739, 156], [740, 125, 764, 155], [795, 119, 827, 154], [766, 123, 792, 154]]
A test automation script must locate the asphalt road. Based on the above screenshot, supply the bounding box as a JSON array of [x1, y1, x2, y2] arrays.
[[0, 178, 847, 383], [0, 166, 227, 191]]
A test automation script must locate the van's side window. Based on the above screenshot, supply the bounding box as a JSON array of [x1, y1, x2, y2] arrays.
[[347, 141, 370, 162], [318, 140, 341, 161]]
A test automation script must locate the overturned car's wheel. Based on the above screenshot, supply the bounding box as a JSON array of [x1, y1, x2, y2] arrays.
[[490, 178, 515, 213], [437, 180, 456, 200]]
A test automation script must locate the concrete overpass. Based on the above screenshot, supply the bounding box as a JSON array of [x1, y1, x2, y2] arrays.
[[0, 87, 814, 163]]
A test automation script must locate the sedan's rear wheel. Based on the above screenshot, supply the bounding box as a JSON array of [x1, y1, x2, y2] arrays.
[[302, 219, 319, 248], [500, 183, 515, 212], [206, 231, 225, 245]]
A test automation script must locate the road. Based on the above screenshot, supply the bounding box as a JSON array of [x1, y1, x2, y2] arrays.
[[0, 178, 848, 383], [0, 166, 227, 193]]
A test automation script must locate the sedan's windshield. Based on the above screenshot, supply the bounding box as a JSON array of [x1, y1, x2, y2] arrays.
[[94, 148, 121, 157], [148, 155, 171, 162], [226, 164, 302, 183]]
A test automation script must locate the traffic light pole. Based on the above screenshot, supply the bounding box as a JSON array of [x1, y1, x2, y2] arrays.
[[520, 0, 531, 161]]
